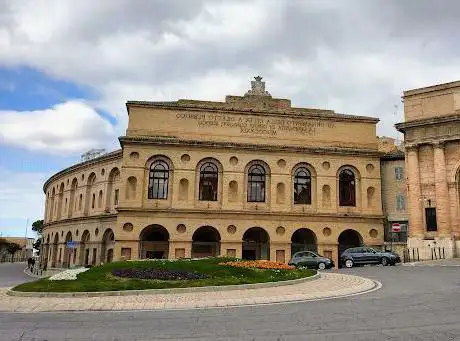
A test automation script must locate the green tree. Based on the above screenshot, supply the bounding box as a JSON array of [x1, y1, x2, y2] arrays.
[[6, 242, 21, 262], [32, 220, 44, 235]]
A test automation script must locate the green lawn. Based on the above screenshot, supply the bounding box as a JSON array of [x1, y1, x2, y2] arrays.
[[13, 257, 315, 293]]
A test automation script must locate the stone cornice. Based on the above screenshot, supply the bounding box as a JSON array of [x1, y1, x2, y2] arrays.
[[395, 113, 460, 133], [43, 213, 118, 229], [119, 136, 383, 158], [402, 80, 460, 98], [126, 101, 380, 124], [116, 206, 384, 221], [404, 137, 460, 149], [43, 150, 123, 193]]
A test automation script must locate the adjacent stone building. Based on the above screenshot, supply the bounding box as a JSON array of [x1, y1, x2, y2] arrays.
[[0, 237, 34, 262], [41, 77, 385, 268], [396, 80, 460, 259], [378, 137, 409, 254]]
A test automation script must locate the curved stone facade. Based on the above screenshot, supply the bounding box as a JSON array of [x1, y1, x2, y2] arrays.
[[42, 150, 122, 268], [41, 77, 386, 268]]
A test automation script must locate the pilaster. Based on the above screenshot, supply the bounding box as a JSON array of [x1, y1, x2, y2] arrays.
[[406, 145, 424, 238], [433, 142, 451, 237]]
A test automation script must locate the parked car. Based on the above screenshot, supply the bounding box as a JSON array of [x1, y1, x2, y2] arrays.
[[288, 251, 334, 270], [340, 247, 401, 268]]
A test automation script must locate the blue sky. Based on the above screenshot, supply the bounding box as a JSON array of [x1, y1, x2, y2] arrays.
[[0, 67, 117, 237], [1, 0, 459, 239]]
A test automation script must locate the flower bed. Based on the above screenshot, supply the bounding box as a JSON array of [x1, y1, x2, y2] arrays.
[[219, 260, 295, 270], [112, 268, 208, 280]]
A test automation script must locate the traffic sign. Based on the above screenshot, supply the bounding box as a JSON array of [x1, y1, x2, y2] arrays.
[[66, 241, 78, 249], [391, 223, 401, 233]]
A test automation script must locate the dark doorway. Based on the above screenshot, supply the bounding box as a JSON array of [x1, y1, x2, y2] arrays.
[[146, 251, 164, 259], [139, 225, 169, 259], [85, 249, 90, 266], [291, 228, 317, 256], [192, 226, 221, 258], [242, 227, 270, 260], [338, 229, 363, 267], [242, 249, 256, 260]]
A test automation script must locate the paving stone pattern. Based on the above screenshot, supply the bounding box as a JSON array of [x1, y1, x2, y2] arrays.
[[0, 273, 375, 313]]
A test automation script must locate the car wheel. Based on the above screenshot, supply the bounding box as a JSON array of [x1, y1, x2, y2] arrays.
[[317, 262, 326, 270], [345, 259, 354, 268], [381, 257, 389, 266]]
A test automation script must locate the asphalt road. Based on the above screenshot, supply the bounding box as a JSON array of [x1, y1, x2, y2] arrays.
[[0, 262, 34, 288], [1, 264, 460, 341]]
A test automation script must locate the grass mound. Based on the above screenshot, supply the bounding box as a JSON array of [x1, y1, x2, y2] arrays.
[[13, 257, 315, 293]]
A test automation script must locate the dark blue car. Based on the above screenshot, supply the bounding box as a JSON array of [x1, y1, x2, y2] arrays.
[[340, 247, 401, 268]]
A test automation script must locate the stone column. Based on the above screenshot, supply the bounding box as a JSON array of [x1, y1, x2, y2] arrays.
[[433, 142, 451, 238], [406, 146, 424, 238]]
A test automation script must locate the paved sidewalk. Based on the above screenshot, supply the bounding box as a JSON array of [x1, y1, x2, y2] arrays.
[[402, 258, 460, 267], [0, 273, 376, 313]]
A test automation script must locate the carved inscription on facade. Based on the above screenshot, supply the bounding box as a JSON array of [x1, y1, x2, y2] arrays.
[[176, 113, 336, 136], [405, 121, 460, 142]]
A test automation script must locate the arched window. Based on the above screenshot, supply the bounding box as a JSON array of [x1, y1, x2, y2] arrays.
[[339, 169, 356, 206], [248, 164, 266, 202], [294, 167, 311, 204], [199, 162, 218, 201], [148, 160, 169, 199]]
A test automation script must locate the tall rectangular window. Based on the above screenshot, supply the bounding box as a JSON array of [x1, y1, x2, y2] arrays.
[[396, 194, 406, 210], [395, 167, 404, 181], [425, 207, 437, 232]]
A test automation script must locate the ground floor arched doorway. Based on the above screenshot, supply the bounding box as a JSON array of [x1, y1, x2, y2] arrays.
[[51, 234, 59, 268], [101, 228, 115, 264], [338, 229, 363, 266], [242, 227, 270, 260], [191, 226, 221, 258], [79, 230, 91, 266], [291, 228, 317, 256], [63, 231, 73, 268], [139, 224, 169, 259]]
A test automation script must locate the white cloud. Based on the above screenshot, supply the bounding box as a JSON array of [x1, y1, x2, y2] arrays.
[[0, 0, 459, 141], [0, 168, 47, 221], [0, 101, 115, 154]]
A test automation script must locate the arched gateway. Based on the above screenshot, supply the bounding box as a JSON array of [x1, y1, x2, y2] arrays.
[[291, 228, 317, 256], [192, 226, 221, 258], [101, 228, 115, 263], [338, 229, 363, 258], [242, 227, 270, 260], [139, 225, 169, 259]]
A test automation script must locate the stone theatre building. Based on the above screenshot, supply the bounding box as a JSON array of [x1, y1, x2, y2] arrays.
[[41, 77, 386, 268], [396, 80, 460, 259]]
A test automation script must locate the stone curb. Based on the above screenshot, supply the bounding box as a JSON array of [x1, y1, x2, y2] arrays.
[[7, 272, 320, 298], [23, 267, 63, 279], [23, 268, 43, 279]]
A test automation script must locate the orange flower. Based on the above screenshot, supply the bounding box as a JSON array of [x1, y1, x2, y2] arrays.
[[219, 260, 295, 270]]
